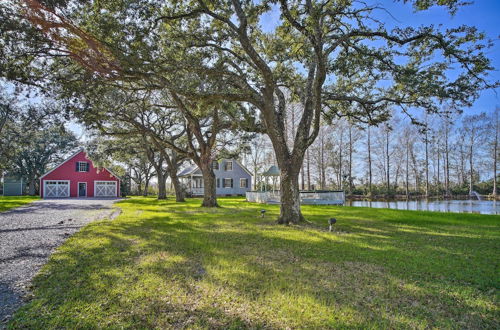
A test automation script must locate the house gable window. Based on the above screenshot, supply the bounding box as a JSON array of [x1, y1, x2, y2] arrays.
[[240, 178, 248, 188], [224, 161, 233, 171], [76, 161, 89, 172], [212, 161, 219, 170], [223, 178, 233, 188]]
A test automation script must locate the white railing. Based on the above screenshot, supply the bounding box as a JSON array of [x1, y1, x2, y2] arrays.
[[246, 191, 280, 203], [300, 191, 345, 205], [246, 191, 345, 205], [189, 187, 204, 195]]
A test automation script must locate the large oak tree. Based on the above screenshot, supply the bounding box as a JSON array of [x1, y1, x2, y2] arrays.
[[7, 0, 498, 222]]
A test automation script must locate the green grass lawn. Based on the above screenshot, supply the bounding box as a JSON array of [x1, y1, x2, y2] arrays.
[[0, 196, 39, 212], [9, 197, 499, 329]]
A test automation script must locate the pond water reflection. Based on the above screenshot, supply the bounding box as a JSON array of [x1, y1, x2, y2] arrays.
[[345, 199, 499, 215]]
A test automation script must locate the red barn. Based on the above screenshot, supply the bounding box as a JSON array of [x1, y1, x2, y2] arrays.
[[40, 150, 120, 198]]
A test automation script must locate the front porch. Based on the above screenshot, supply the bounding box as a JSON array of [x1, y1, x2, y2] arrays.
[[180, 175, 204, 196]]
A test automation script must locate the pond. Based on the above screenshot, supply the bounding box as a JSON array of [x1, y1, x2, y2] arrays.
[[344, 199, 499, 215]]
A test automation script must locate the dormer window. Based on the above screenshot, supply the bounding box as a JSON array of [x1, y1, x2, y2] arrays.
[[224, 161, 233, 171], [76, 161, 89, 172]]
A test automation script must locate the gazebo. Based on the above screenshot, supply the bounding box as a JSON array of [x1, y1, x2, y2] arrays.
[[246, 164, 345, 205], [261, 165, 280, 192]]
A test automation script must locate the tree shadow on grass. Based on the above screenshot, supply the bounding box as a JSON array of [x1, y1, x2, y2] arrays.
[[9, 200, 500, 329]]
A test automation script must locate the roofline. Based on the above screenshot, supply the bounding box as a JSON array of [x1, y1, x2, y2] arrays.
[[103, 168, 122, 181], [39, 149, 84, 179], [234, 159, 254, 177], [178, 166, 199, 177], [40, 149, 121, 181], [178, 159, 253, 177]]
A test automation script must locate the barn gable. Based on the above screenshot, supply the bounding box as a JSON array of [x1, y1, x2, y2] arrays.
[[40, 150, 120, 198]]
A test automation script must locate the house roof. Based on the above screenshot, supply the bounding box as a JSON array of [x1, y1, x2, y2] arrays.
[[235, 159, 253, 177], [177, 166, 199, 177], [177, 159, 253, 177], [39, 149, 121, 180]]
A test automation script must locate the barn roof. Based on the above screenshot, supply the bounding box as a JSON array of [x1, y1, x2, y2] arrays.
[[39, 149, 121, 180]]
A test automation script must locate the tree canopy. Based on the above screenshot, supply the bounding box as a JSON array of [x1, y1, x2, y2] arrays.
[[1, 0, 497, 222]]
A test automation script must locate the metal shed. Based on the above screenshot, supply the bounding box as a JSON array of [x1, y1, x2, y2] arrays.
[[2, 174, 26, 196]]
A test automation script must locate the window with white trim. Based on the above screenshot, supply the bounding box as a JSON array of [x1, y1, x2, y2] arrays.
[[77, 162, 89, 172], [223, 178, 233, 188], [224, 161, 233, 171], [240, 178, 248, 188], [212, 161, 219, 170]]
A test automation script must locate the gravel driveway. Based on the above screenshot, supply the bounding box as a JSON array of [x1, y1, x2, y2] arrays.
[[0, 198, 120, 326]]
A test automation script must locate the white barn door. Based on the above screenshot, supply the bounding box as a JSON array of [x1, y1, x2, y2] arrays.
[[94, 181, 117, 197], [44, 181, 70, 198]]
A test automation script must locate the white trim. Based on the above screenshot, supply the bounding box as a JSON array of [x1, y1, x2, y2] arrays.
[[101, 166, 122, 181], [77, 182, 87, 197], [240, 178, 248, 188], [93, 180, 118, 197], [43, 180, 70, 198], [234, 159, 253, 177], [105, 169, 122, 181], [223, 177, 232, 188], [40, 149, 121, 182], [224, 160, 233, 171], [179, 166, 199, 177], [40, 149, 83, 179], [179, 158, 253, 178], [77, 161, 89, 172]]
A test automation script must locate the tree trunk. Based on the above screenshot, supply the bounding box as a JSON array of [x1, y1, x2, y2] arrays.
[[301, 165, 305, 190], [348, 124, 353, 194], [493, 109, 498, 197], [339, 131, 343, 190], [367, 126, 372, 195], [199, 162, 218, 207], [460, 145, 466, 186], [406, 139, 409, 198], [444, 120, 450, 197], [425, 127, 429, 198], [306, 148, 311, 190], [493, 137, 498, 197], [320, 133, 325, 189], [28, 180, 35, 196], [469, 142, 474, 195], [169, 171, 185, 202], [277, 166, 304, 224], [157, 172, 167, 200], [385, 128, 390, 194], [437, 147, 440, 193], [143, 180, 149, 197]]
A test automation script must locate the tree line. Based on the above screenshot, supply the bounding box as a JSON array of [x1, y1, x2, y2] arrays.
[[0, 90, 78, 194], [0, 0, 497, 223], [246, 107, 499, 198]]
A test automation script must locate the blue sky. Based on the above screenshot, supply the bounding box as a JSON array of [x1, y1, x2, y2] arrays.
[[382, 1, 500, 113], [260, 1, 500, 114]]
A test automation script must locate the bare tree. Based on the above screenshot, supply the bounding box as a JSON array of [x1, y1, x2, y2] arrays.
[[490, 107, 499, 197], [463, 113, 488, 195]]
